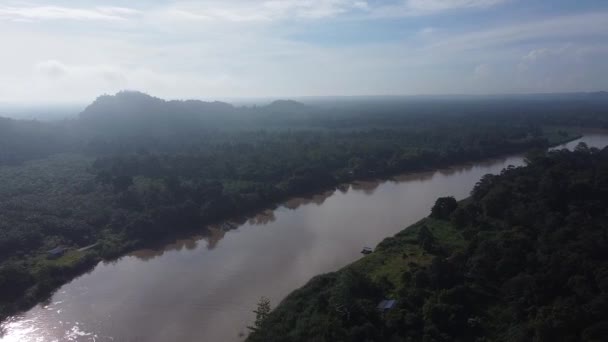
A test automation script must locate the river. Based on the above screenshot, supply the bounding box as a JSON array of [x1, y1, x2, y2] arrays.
[[2, 134, 608, 342]]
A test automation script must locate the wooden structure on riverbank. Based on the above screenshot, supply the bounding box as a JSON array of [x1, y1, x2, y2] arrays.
[[47, 246, 66, 259], [361, 247, 373, 255], [377, 299, 396, 312]]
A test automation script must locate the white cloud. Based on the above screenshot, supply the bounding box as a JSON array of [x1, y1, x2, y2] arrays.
[[14, 60, 240, 102], [405, 0, 506, 12], [159, 0, 371, 23], [474, 63, 491, 77], [418, 27, 437, 36], [0, 1, 606, 102], [522, 48, 553, 62], [35, 60, 69, 79], [33, 60, 128, 85], [513, 44, 608, 92], [370, 0, 507, 17], [428, 12, 608, 51], [518, 44, 608, 70], [262, 0, 359, 19], [518, 45, 608, 65], [0, 5, 139, 22], [0, 0, 506, 25]]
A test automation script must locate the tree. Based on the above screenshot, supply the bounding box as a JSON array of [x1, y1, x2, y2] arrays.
[[575, 142, 589, 153], [112, 175, 133, 192], [418, 225, 436, 253], [524, 149, 545, 165], [450, 207, 468, 228], [248, 297, 272, 332], [430, 197, 458, 220]]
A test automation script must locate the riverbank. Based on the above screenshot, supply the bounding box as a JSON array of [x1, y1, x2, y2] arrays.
[[0, 131, 584, 324]]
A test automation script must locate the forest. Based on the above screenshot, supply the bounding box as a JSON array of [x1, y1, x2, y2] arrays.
[[247, 144, 608, 342], [0, 91, 606, 321]]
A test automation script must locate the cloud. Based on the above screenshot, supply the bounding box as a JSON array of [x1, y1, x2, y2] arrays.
[[428, 12, 608, 52], [34, 60, 128, 85], [518, 44, 608, 70], [513, 44, 608, 92], [518, 45, 608, 65], [0, 1, 607, 102], [0, 0, 509, 25], [474, 63, 491, 77], [418, 27, 437, 36], [9, 58, 252, 102], [35, 60, 69, 79], [405, 0, 506, 12], [370, 0, 508, 17], [0, 5, 139, 22], [522, 48, 554, 62], [161, 0, 371, 23], [176, 0, 508, 22], [262, 0, 364, 19]]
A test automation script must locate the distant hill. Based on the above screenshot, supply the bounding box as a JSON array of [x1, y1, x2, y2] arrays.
[[64, 90, 608, 137], [78, 91, 239, 134], [77, 91, 310, 135], [265, 100, 308, 113]]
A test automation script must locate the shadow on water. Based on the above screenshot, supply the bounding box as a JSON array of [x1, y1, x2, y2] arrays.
[[126, 184, 384, 262], [282, 189, 336, 210], [247, 209, 277, 225], [128, 208, 280, 261], [350, 180, 382, 195], [124, 157, 522, 263], [129, 236, 204, 261]]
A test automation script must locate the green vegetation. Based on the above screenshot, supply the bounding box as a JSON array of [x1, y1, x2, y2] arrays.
[[248, 145, 608, 342], [249, 297, 273, 333], [0, 91, 606, 321]]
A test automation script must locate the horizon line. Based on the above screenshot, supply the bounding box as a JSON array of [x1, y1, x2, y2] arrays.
[[1, 90, 606, 107]]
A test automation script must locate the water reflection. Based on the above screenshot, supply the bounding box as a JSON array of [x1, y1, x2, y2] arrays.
[[128, 210, 281, 262], [282, 189, 336, 209], [130, 155, 538, 263], [337, 183, 350, 193], [130, 236, 203, 261], [204, 227, 228, 250], [350, 180, 381, 195], [247, 209, 276, 225]]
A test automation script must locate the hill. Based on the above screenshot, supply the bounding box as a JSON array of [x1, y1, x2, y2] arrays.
[[78, 91, 313, 136], [248, 144, 608, 342], [265, 100, 309, 113], [78, 91, 237, 134]]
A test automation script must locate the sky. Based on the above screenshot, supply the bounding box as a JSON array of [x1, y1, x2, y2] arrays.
[[1, 0, 608, 103]]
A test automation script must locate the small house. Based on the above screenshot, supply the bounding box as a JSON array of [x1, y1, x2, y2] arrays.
[[377, 299, 397, 312], [361, 247, 373, 255], [47, 247, 66, 259]]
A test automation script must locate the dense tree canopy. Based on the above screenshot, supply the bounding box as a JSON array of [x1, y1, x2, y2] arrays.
[[430, 197, 458, 220]]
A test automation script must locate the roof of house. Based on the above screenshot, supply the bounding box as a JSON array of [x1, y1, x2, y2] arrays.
[[48, 247, 66, 254], [377, 299, 397, 310]]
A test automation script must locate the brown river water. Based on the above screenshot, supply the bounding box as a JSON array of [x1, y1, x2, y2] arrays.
[[2, 134, 608, 342]]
